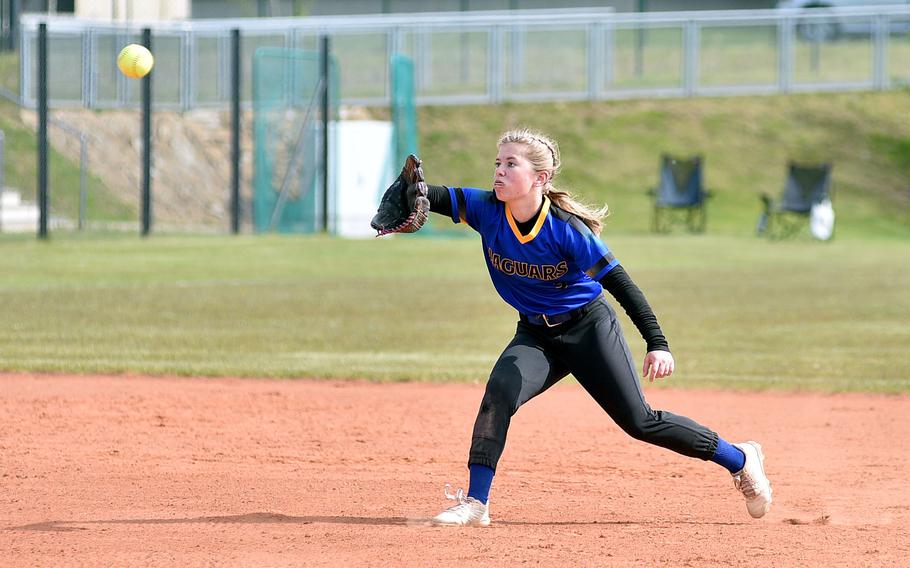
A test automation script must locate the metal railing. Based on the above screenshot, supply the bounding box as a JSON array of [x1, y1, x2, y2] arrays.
[[48, 117, 91, 230], [17, 5, 910, 110]]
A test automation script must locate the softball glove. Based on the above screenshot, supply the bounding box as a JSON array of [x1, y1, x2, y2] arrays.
[[370, 154, 430, 236]]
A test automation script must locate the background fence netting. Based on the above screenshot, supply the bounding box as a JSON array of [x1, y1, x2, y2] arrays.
[[252, 47, 339, 233], [390, 53, 417, 168], [390, 53, 471, 238]]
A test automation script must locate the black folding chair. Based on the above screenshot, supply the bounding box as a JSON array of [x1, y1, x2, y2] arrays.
[[649, 154, 709, 233], [757, 161, 833, 240]]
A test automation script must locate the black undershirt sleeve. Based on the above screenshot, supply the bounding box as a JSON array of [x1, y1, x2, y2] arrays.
[[598, 265, 670, 353], [426, 184, 453, 217]]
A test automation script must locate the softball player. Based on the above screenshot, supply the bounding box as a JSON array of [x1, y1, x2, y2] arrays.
[[423, 129, 772, 527]]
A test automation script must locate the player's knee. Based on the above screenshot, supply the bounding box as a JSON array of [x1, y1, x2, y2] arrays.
[[620, 422, 649, 441], [617, 411, 659, 441], [482, 374, 521, 414]]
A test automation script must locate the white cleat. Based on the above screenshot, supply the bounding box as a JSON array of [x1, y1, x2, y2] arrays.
[[732, 441, 773, 519], [432, 484, 491, 527]]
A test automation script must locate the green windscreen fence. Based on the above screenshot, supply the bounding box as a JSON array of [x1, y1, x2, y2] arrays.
[[390, 53, 471, 238], [252, 47, 339, 233], [390, 54, 418, 167]]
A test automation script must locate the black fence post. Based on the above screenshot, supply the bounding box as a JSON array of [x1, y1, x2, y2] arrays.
[[8, 0, 20, 51], [320, 35, 330, 233], [141, 28, 152, 236], [230, 28, 241, 234], [37, 22, 48, 239]]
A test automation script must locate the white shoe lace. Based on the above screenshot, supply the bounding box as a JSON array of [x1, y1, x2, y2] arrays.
[[443, 483, 467, 508], [734, 473, 758, 499]]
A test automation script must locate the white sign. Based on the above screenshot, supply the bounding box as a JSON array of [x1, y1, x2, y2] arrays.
[[330, 121, 395, 238]]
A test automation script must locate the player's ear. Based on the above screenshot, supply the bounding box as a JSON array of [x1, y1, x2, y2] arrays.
[[536, 171, 551, 187]]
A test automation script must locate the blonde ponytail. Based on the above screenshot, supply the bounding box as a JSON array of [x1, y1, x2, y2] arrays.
[[498, 128, 609, 235]]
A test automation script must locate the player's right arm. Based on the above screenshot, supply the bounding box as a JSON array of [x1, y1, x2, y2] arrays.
[[424, 185, 493, 231], [426, 185, 454, 217]]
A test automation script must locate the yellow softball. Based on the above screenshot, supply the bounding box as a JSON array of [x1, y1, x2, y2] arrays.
[[117, 44, 154, 79]]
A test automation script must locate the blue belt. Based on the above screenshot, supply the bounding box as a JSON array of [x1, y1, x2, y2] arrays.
[[520, 297, 600, 328]]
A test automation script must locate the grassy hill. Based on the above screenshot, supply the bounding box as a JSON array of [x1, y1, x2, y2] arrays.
[[418, 91, 910, 239], [0, 97, 133, 223]]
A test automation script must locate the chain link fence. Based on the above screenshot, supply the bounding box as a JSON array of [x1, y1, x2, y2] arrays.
[[6, 6, 910, 235], [17, 5, 910, 111]]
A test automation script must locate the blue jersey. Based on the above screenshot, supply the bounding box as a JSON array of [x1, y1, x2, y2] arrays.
[[447, 187, 619, 316]]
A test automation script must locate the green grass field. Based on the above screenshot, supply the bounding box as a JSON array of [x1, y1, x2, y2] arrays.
[[1, 42, 908, 393], [1, 232, 907, 392]]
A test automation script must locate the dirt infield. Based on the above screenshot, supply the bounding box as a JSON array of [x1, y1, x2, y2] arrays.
[[2, 374, 908, 567]]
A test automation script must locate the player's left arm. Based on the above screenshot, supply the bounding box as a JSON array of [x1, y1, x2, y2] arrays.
[[560, 222, 673, 381], [599, 265, 674, 382]]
